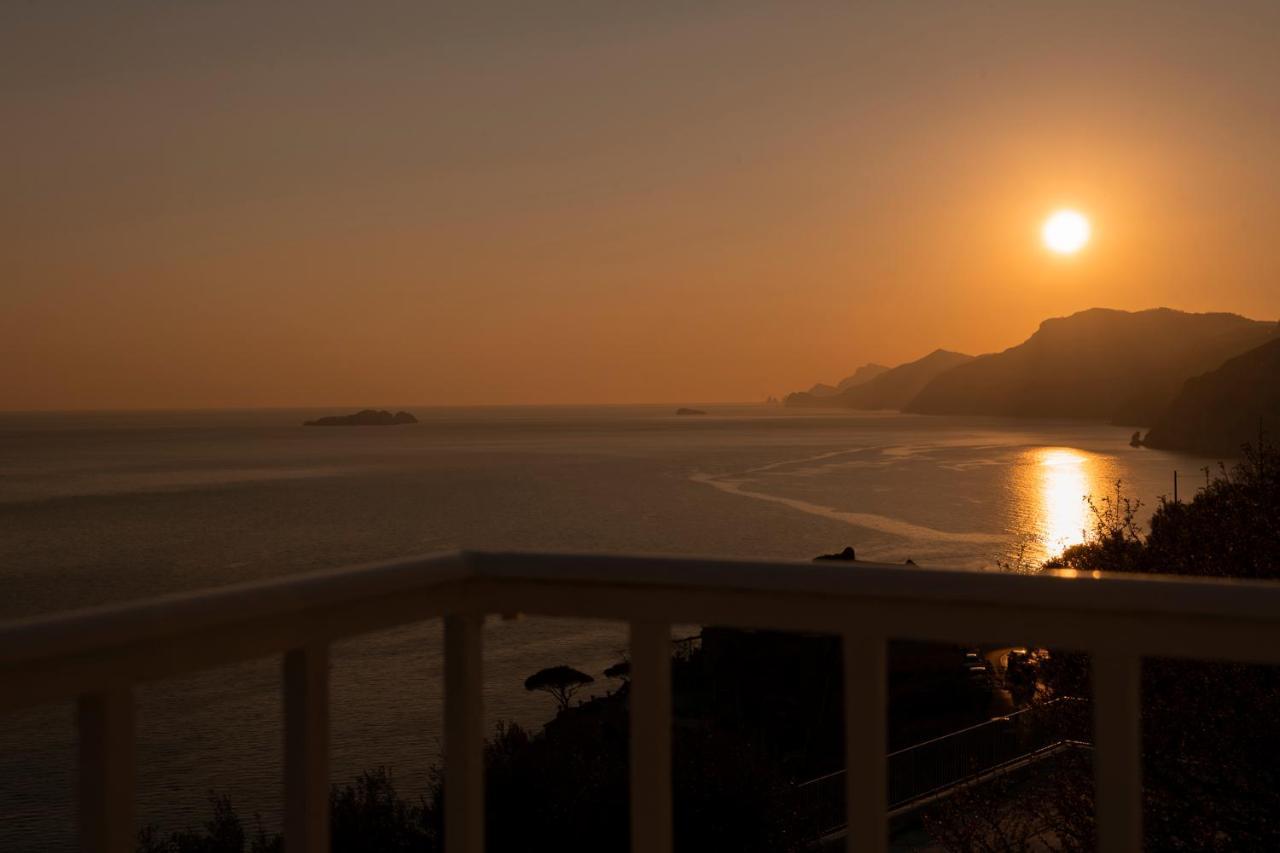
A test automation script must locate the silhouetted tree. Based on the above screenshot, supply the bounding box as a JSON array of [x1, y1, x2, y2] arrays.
[[603, 660, 630, 682], [523, 665, 594, 712]]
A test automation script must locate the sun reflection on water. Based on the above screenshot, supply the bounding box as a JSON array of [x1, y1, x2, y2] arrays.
[[1017, 447, 1111, 560]]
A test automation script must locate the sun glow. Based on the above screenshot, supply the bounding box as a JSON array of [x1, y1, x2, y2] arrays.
[[1042, 209, 1091, 255]]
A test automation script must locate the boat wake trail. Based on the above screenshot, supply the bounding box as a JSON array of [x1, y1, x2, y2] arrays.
[[690, 471, 1005, 545]]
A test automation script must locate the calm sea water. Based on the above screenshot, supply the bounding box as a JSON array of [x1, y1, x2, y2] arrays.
[[0, 406, 1219, 849]]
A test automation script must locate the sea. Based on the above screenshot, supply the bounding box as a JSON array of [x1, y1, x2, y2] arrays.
[[0, 405, 1221, 850]]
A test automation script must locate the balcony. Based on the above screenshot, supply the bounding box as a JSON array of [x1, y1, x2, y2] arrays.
[[3, 550, 1279, 853]]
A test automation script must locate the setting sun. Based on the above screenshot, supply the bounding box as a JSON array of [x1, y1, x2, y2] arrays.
[[1042, 209, 1091, 255]]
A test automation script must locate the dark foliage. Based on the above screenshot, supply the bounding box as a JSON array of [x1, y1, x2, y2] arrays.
[[136, 795, 275, 853], [923, 745, 1095, 853], [930, 442, 1280, 851], [1141, 442, 1280, 580], [139, 655, 802, 852], [330, 769, 433, 852], [603, 660, 630, 680], [1049, 441, 1280, 579]]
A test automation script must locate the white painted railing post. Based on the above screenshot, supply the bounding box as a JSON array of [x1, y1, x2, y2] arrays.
[[445, 613, 484, 853], [630, 620, 673, 853], [284, 643, 330, 853], [1093, 652, 1142, 853], [844, 634, 887, 853], [77, 687, 135, 853]]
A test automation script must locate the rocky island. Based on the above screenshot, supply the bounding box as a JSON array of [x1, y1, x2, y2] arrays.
[[303, 409, 418, 426]]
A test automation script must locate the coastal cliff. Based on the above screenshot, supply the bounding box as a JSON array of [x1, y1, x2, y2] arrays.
[[1142, 337, 1280, 455], [905, 308, 1276, 424]]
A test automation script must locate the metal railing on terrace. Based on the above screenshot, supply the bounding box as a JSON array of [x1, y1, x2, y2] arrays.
[[797, 697, 1092, 835], [3, 550, 1280, 853]]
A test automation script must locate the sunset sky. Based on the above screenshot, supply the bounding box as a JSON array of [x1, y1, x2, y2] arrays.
[[4, 2, 1280, 409]]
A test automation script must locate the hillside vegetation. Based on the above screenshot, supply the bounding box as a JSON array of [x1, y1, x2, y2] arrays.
[[1142, 336, 1280, 454]]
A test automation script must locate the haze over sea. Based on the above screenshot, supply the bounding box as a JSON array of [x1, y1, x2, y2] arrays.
[[0, 406, 1216, 850]]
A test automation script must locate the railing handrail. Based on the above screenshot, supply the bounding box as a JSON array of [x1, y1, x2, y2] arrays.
[[0, 551, 469, 666], [6, 550, 1280, 672], [464, 550, 1280, 620], [6, 550, 1280, 714]]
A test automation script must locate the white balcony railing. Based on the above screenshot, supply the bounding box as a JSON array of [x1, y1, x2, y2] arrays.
[[4, 550, 1280, 853]]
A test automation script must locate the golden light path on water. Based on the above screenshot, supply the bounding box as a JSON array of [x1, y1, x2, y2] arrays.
[[1015, 447, 1118, 560]]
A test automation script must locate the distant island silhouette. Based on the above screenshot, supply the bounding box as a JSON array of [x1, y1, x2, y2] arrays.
[[675, 407, 707, 416], [802, 362, 890, 398], [303, 409, 418, 426], [786, 349, 973, 410]]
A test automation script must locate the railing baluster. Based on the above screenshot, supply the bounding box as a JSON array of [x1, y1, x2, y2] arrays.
[[1093, 652, 1142, 853], [284, 643, 330, 853], [844, 634, 887, 853], [630, 620, 672, 853], [445, 613, 485, 853], [78, 687, 135, 853]]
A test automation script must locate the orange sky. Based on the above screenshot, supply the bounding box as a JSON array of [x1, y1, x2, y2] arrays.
[[4, 3, 1279, 409]]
